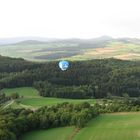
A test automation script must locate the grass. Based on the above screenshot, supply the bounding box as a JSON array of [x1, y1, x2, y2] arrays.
[[20, 127, 75, 140], [2, 87, 39, 98], [19, 112, 140, 140], [73, 112, 140, 140], [1, 87, 95, 108], [20, 97, 95, 107]]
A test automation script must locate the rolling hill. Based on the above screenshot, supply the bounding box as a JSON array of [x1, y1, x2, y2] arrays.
[[0, 36, 140, 61]]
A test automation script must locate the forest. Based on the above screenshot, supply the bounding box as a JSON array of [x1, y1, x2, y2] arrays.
[[0, 55, 140, 98]]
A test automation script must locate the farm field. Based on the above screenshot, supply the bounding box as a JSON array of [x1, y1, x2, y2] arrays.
[[20, 97, 95, 107], [2, 87, 39, 98], [20, 112, 140, 140], [1, 87, 96, 108], [20, 127, 75, 140], [74, 112, 140, 140]]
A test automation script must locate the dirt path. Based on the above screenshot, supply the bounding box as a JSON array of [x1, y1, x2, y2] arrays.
[[3, 100, 14, 108], [67, 128, 80, 140]]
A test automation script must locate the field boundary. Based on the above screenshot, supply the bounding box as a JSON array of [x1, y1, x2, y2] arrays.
[[67, 128, 80, 140]]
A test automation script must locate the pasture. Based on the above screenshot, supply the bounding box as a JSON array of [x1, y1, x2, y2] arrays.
[[20, 127, 75, 140], [20, 97, 95, 107], [2, 87, 39, 98], [74, 112, 140, 140], [2, 87, 95, 108], [20, 112, 140, 140]]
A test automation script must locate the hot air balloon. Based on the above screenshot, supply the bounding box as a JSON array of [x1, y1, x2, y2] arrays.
[[59, 60, 69, 71]]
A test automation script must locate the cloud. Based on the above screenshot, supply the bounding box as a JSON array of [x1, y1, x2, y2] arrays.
[[0, 0, 140, 38]]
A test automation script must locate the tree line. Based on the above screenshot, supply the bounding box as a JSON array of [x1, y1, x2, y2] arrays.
[[0, 102, 98, 140], [1, 98, 140, 140], [0, 55, 140, 98], [95, 98, 140, 113], [0, 92, 10, 104]]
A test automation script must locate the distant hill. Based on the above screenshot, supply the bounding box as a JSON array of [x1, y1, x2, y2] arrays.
[[0, 37, 57, 45], [15, 40, 46, 45], [0, 36, 140, 61]]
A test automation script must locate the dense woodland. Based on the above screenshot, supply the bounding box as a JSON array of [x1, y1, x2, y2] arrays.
[[0, 102, 98, 140], [0, 55, 140, 98]]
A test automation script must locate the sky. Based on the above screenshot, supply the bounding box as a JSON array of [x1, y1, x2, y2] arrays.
[[0, 0, 140, 39]]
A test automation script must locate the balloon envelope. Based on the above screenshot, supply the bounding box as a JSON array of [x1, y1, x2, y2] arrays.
[[59, 60, 69, 71]]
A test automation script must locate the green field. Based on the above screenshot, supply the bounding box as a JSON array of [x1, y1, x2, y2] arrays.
[[74, 113, 140, 140], [20, 113, 140, 140], [20, 127, 75, 140], [2, 87, 95, 108], [2, 87, 39, 98], [20, 97, 95, 107]]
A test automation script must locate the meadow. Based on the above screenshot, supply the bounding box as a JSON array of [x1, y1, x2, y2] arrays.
[[2, 87, 95, 108], [2, 87, 39, 98], [20, 112, 140, 140], [20, 127, 75, 140], [74, 113, 140, 140]]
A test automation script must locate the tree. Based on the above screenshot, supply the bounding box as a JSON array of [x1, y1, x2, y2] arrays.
[[10, 93, 19, 99], [0, 129, 16, 140]]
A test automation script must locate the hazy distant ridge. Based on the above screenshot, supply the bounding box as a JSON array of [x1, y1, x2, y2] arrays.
[[0, 36, 140, 61]]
